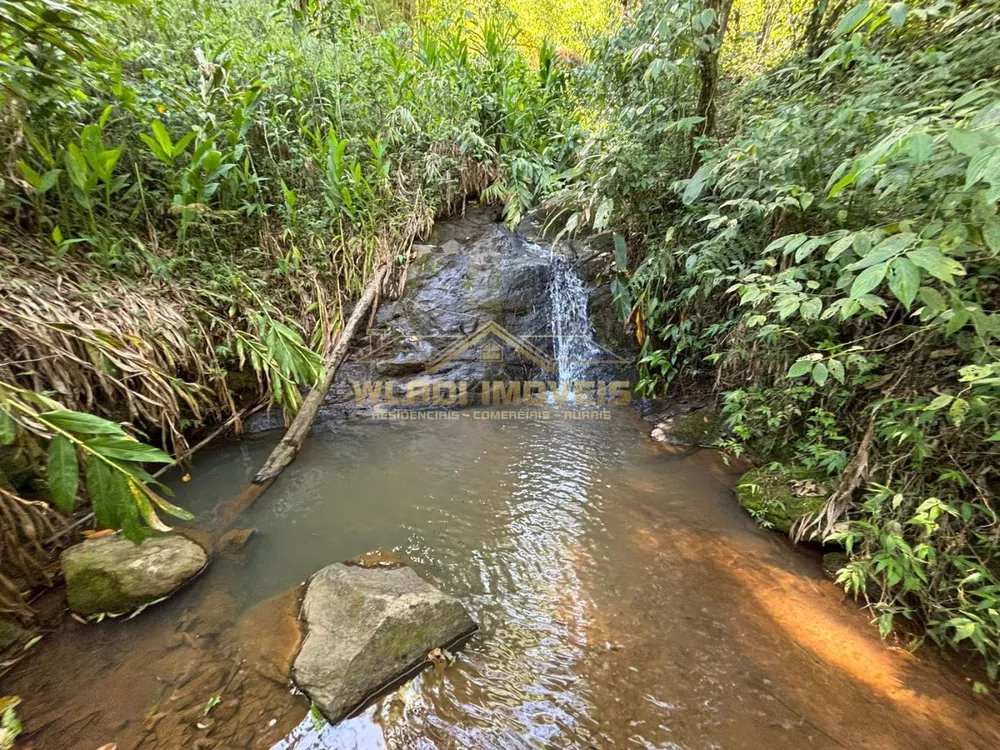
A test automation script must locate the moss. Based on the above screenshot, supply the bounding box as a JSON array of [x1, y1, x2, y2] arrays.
[[670, 411, 722, 446], [386, 621, 430, 660], [64, 568, 133, 616], [736, 465, 828, 535], [0, 617, 31, 650]]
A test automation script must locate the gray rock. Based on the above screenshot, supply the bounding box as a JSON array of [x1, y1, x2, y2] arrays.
[[61, 534, 207, 615], [293, 561, 476, 724]]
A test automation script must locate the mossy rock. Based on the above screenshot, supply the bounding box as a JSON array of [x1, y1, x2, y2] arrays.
[[670, 411, 722, 446], [61, 534, 207, 616], [736, 466, 828, 535]]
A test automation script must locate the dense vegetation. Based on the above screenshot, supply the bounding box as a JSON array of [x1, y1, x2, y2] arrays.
[[2, 0, 999, 687], [0, 0, 576, 614], [559, 0, 1000, 680]]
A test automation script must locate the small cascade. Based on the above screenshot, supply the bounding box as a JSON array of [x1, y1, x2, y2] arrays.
[[546, 248, 603, 388]]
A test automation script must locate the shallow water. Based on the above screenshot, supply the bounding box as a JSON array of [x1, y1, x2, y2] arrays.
[[8, 405, 1000, 749]]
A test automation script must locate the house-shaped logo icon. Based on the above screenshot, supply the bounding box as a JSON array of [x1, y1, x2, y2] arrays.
[[426, 321, 555, 374]]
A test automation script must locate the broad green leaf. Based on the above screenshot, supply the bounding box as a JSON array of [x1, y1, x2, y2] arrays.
[[917, 286, 947, 313], [47, 435, 79, 513], [593, 197, 613, 230], [172, 131, 197, 158], [826, 234, 855, 261], [800, 297, 822, 320], [38, 169, 61, 193], [0, 409, 15, 446], [965, 146, 1000, 192], [951, 619, 976, 643], [16, 160, 42, 189], [828, 359, 846, 384], [612, 232, 627, 272], [836, 2, 871, 36], [906, 246, 964, 284], [984, 220, 1000, 253], [86, 456, 117, 530], [151, 119, 174, 154], [908, 132, 931, 163], [887, 256, 920, 309], [812, 362, 829, 386], [847, 233, 915, 271], [39, 410, 126, 436], [949, 397, 970, 426], [926, 394, 953, 411], [888, 2, 908, 27], [944, 307, 970, 336], [139, 133, 171, 164], [850, 262, 887, 298], [787, 360, 813, 378], [947, 128, 985, 157], [682, 164, 711, 205], [84, 436, 173, 463]]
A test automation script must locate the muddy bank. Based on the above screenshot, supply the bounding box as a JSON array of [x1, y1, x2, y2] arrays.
[[3, 566, 308, 750]]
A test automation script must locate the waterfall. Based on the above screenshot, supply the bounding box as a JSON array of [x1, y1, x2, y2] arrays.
[[547, 249, 602, 388]]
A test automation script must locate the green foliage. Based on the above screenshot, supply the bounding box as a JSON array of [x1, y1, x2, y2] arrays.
[[0, 0, 576, 549], [1, 381, 183, 542], [564, 0, 1000, 677]]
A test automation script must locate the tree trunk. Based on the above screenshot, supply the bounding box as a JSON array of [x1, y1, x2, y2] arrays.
[[692, 0, 733, 171]]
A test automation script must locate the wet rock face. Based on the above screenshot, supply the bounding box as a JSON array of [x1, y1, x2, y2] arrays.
[[369, 219, 553, 386], [61, 534, 207, 616], [293, 561, 476, 724]]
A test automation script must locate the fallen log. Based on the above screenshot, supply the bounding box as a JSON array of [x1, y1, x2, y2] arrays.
[[210, 262, 389, 532]]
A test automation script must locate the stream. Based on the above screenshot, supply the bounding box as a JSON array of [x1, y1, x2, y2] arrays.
[[7, 406, 1000, 749], [5, 229, 1000, 749]]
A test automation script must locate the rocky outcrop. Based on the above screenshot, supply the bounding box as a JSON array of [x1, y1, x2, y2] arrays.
[[243, 205, 634, 429], [61, 534, 207, 616], [293, 559, 476, 724], [736, 466, 829, 537]]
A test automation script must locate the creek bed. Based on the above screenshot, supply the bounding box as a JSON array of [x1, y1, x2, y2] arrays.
[[6, 405, 1000, 749]]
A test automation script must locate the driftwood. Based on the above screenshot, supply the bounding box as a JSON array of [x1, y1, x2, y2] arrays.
[[210, 262, 390, 532]]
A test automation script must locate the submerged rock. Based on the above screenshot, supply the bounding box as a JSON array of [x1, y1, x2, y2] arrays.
[[651, 409, 721, 448], [61, 534, 207, 616], [736, 466, 828, 537], [293, 560, 476, 724], [218, 528, 256, 556]]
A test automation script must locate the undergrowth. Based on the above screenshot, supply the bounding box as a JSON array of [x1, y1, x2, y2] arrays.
[[558, 0, 1000, 679], [0, 0, 577, 616]]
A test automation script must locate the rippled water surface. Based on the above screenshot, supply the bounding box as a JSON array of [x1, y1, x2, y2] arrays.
[[9, 406, 1000, 749]]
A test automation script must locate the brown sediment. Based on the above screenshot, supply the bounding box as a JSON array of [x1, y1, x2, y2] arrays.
[[5, 572, 308, 750]]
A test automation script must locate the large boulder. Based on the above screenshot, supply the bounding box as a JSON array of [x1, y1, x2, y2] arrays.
[[736, 466, 829, 537], [61, 534, 207, 616], [293, 559, 476, 724]]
